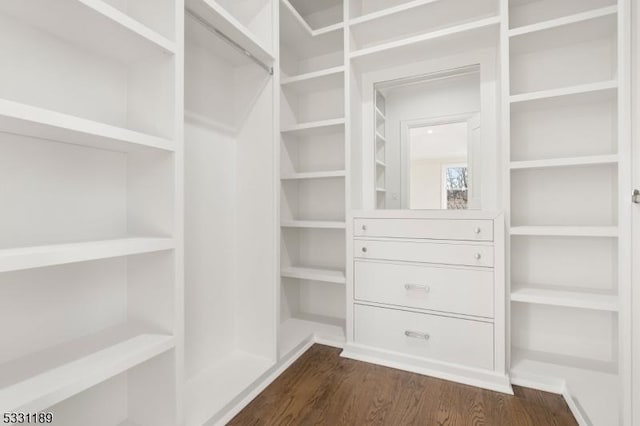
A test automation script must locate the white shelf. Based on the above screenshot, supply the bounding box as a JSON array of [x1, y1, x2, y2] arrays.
[[0, 99, 175, 153], [376, 107, 386, 121], [376, 188, 387, 193], [0, 327, 175, 413], [0, 0, 176, 64], [279, 317, 345, 358], [376, 159, 387, 167], [280, 0, 344, 60], [509, 5, 618, 38], [376, 132, 386, 143], [281, 220, 346, 229], [509, 155, 619, 170], [0, 238, 175, 273], [281, 118, 346, 137], [510, 226, 618, 238], [510, 80, 618, 104], [511, 287, 618, 312], [281, 170, 346, 180], [281, 266, 346, 284], [281, 66, 345, 94], [350, 16, 500, 71], [350, 0, 443, 26], [185, 351, 273, 426], [186, 0, 274, 66]]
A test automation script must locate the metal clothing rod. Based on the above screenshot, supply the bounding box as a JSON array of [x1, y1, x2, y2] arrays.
[[186, 8, 273, 75]]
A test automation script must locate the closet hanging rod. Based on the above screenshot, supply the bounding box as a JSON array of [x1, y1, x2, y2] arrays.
[[185, 8, 274, 75]]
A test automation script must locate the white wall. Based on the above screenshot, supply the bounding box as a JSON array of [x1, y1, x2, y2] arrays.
[[384, 73, 480, 208]]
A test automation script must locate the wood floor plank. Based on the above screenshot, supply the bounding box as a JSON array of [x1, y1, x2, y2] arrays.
[[229, 345, 578, 426]]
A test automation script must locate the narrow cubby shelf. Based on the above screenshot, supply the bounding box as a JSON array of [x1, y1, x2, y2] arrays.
[[376, 188, 387, 193], [186, 0, 274, 65], [281, 0, 344, 36], [511, 287, 618, 312], [281, 66, 345, 94], [281, 118, 346, 137], [0, 99, 175, 153], [508, 5, 617, 37], [350, 0, 443, 26], [0, 238, 175, 273], [510, 226, 618, 238], [0, 0, 176, 63], [281, 170, 346, 180], [281, 220, 346, 230], [376, 159, 386, 167], [509, 154, 619, 170], [509, 80, 618, 104], [349, 16, 500, 70], [281, 266, 346, 284], [0, 328, 175, 413], [376, 132, 386, 143]]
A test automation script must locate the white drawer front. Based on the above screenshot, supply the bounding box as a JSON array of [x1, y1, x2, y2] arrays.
[[354, 304, 494, 370], [354, 239, 494, 267], [355, 261, 494, 318], [354, 218, 493, 241]]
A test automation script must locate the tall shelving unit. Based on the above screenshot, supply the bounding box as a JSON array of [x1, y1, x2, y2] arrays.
[[502, 0, 631, 424], [374, 90, 387, 208], [0, 0, 183, 424], [278, 0, 348, 357]]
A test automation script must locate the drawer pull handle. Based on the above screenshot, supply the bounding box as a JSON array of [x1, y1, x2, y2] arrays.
[[474, 227, 482, 234], [361, 247, 367, 253], [474, 253, 482, 260], [404, 330, 430, 340], [362, 224, 367, 231], [404, 283, 430, 292]]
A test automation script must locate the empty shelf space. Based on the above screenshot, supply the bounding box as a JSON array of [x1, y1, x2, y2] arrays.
[[0, 326, 175, 413], [0, 0, 176, 64], [281, 66, 345, 93], [281, 0, 344, 36], [510, 80, 618, 103], [185, 351, 273, 426], [349, 0, 498, 51], [376, 132, 387, 143], [186, 0, 274, 65], [281, 118, 346, 137], [279, 317, 345, 358], [0, 99, 175, 153], [350, 16, 500, 71], [509, 5, 617, 37], [281, 170, 346, 180], [0, 238, 175, 273], [509, 155, 619, 170], [376, 107, 386, 120], [510, 226, 618, 237], [511, 287, 618, 311], [281, 220, 346, 230], [281, 266, 346, 284]]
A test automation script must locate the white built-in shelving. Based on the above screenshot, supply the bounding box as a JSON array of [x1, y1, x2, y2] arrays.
[[278, 0, 348, 358], [0, 0, 182, 422], [504, 0, 629, 424]]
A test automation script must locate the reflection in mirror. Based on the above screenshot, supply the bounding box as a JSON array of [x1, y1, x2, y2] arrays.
[[374, 66, 481, 210]]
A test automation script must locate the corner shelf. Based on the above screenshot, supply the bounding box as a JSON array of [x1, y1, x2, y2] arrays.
[[281, 118, 346, 137], [508, 5, 618, 38], [186, 0, 274, 66], [0, 99, 175, 153], [509, 155, 618, 170], [281, 170, 346, 180], [0, 328, 175, 413], [511, 287, 618, 312], [281, 66, 345, 94], [0, 238, 175, 273], [0, 0, 176, 64], [281, 266, 346, 284], [510, 226, 618, 238], [281, 220, 346, 229]]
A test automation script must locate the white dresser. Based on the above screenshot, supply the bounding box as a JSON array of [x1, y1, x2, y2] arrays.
[[342, 210, 511, 393]]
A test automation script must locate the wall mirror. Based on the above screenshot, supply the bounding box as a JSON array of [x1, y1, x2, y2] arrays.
[[374, 65, 481, 210]]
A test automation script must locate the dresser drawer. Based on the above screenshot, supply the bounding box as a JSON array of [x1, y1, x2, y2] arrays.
[[354, 239, 493, 267], [354, 304, 494, 370], [355, 261, 494, 318], [354, 218, 493, 241]]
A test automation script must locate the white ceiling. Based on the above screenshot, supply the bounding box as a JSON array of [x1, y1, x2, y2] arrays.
[[410, 121, 468, 160]]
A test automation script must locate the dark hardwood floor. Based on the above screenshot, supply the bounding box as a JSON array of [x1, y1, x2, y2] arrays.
[[229, 344, 577, 426]]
